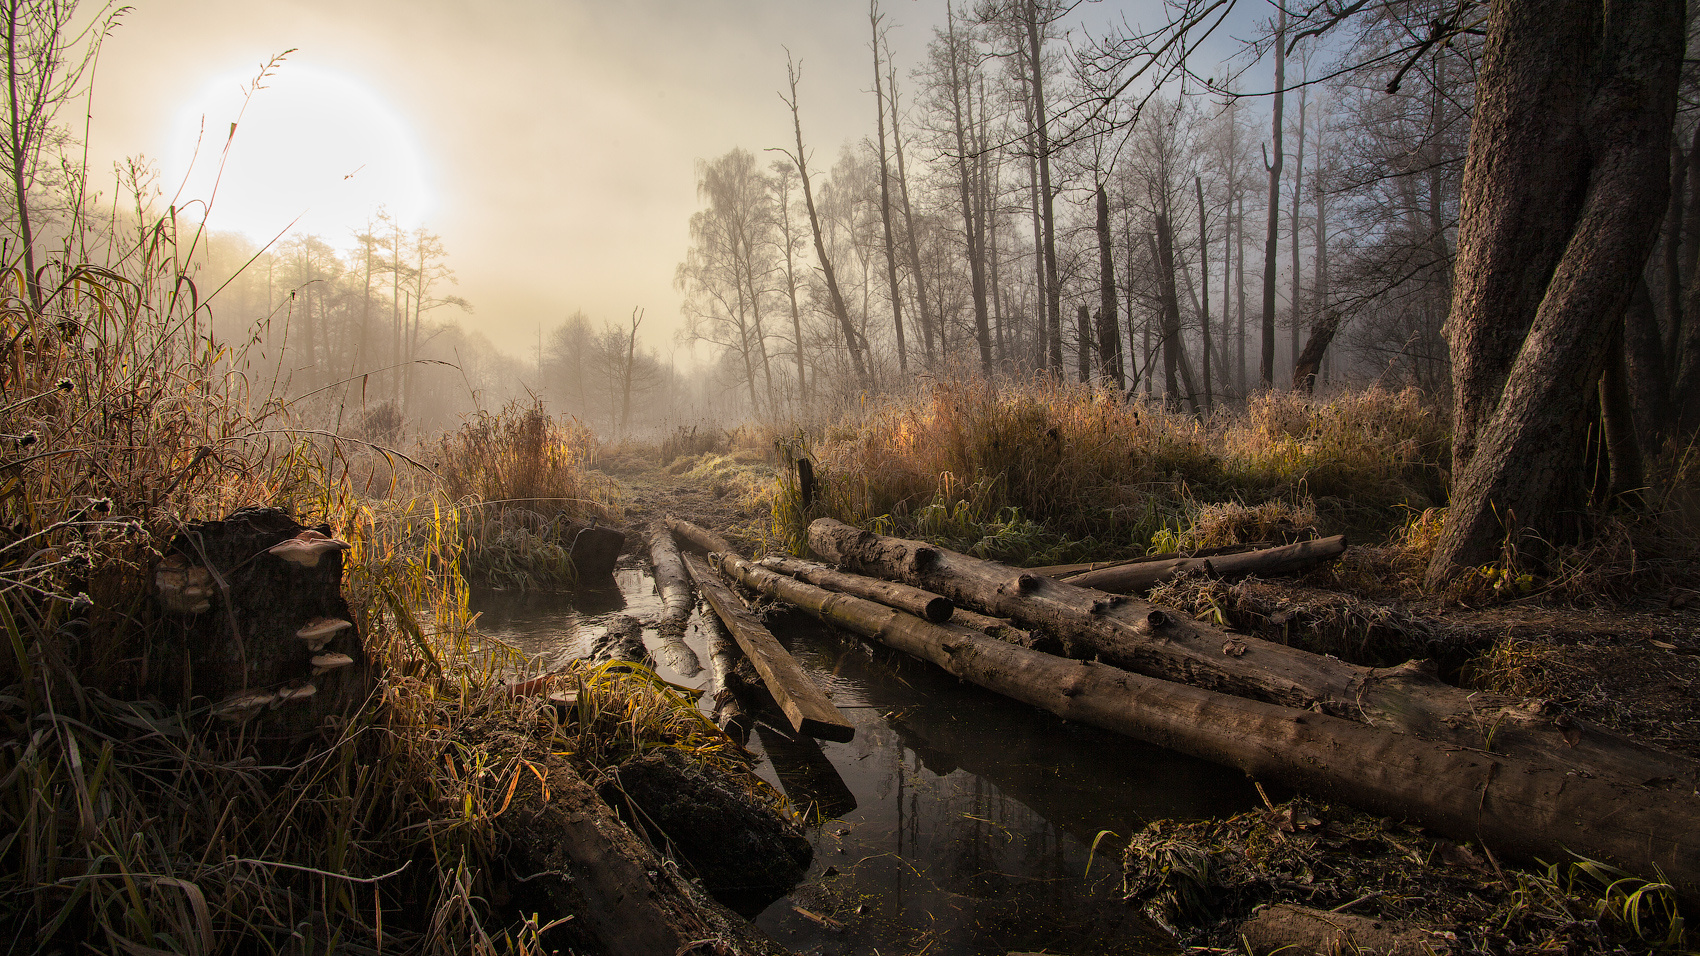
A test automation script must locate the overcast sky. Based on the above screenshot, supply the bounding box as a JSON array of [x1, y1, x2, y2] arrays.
[[85, 0, 1259, 364]]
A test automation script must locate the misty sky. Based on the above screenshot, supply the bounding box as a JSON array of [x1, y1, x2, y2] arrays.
[[86, 0, 1254, 364]]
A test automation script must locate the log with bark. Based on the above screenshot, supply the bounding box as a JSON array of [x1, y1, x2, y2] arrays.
[[503, 753, 792, 956], [647, 520, 703, 677], [807, 518, 1700, 792], [682, 548, 854, 743], [714, 550, 1700, 896], [759, 554, 953, 623], [1060, 535, 1348, 593], [589, 614, 652, 668], [694, 600, 755, 744], [665, 515, 738, 558]]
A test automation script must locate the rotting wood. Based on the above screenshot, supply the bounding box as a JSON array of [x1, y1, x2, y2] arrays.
[[666, 515, 738, 557], [1063, 535, 1348, 593], [682, 549, 854, 743], [807, 518, 1700, 792], [760, 554, 954, 623], [590, 614, 651, 667], [503, 753, 793, 956], [716, 552, 1700, 897], [648, 520, 703, 677]]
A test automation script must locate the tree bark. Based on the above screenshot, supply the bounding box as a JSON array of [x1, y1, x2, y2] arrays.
[[1063, 535, 1347, 593], [684, 543, 854, 742], [871, 1, 908, 373], [760, 554, 953, 623], [887, 63, 937, 365], [1095, 182, 1123, 388], [808, 518, 1699, 792], [946, 1, 994, 374], [1259, 6, 1286, 390], [1428, 0, 1684, 583], [782, 57, 868, 385], [723, 549, 1700, 896], [1196, 175, 1213, 407], [1019, 0, 1063, 373]]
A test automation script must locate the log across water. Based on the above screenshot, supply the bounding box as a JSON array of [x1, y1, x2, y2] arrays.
[[682, 546, 854, 743], [647, 520, 704, 677], [719, 550, 1700, 895], [808, 518, 1700, 793]]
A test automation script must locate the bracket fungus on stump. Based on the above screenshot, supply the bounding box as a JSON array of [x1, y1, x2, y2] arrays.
[[148, 506, 372, 746]]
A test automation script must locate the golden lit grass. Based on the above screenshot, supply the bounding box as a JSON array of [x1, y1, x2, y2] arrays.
[[0, 238, 730, 952], [432, 400, 620, 589], [772, 377, 1449, 563]]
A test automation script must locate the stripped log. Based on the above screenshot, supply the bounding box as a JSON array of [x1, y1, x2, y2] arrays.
[[1063, 535, 1348, 592], [760, 554, 953, 623], [666, 515, 738, 557], [647, 520, 703, 677], [694, 607, 755, 744], [716, 552, 1700, 896], [682, 550, 854, 742], [808, 518, 1700, 792], [504, 754, 792, 956]]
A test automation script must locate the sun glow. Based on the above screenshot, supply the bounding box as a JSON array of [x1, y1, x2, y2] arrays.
[[166, 63, 431, 244]]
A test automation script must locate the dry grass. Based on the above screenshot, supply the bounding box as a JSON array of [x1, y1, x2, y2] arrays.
[[772, 377, 1448, 563], [0, 226, 738, 952], [432, 400, 620, 589]]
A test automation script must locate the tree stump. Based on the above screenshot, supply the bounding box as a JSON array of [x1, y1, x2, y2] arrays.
[[148, 506, 372, 743]]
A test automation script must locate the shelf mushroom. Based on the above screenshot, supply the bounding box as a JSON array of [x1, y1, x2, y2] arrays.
[[296, 616, 353, 651], [267, 530, 351, 568]]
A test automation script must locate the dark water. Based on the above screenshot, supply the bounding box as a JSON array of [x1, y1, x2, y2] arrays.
[[471, 566, 1261, 956]]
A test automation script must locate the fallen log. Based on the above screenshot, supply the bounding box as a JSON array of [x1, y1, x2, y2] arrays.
[[682, 550, 854, 743], [695, 607, 755, 744], [589, 614, 651, 667], [648, 520, 704, 677], [666, 515, 738, 557], [715, 551, 1700, 896], [759, 554, 953, 623], [1063, 535, 1348, 593], [504, 753, 792, 956], [807, 518, 1700, 792], [1028, 541, 1272, 579]]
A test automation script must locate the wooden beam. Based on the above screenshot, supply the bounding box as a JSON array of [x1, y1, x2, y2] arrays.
[[682, 551, 853, 743]]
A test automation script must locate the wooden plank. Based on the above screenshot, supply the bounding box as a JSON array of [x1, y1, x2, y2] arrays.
[[682, 551, 853, 743]]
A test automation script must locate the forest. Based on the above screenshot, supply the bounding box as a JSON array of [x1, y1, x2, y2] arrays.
[[1, 0, 1698, 954]]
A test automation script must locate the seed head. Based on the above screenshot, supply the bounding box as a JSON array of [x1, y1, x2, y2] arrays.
[[17, 430, 37, 449], [55, 378, 74, 393]]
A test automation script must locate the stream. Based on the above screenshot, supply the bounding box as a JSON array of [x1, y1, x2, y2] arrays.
[[472, 562, 1262, 956]]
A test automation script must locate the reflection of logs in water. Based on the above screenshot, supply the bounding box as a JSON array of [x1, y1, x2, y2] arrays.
[[753, 723, 858, 820], [590, 614, 652, 667]]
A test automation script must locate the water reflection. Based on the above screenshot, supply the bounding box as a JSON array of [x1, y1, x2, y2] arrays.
[[469, 570, 1258, 956]]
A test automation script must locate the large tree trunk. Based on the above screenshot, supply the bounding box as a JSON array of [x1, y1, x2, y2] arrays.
[[808, 518, 1699, 791], [871, 1, 908, 373], [1259, 6, 1286, 390], [1196, 176, 1213, 407], [722, 550, 1700, 896], [888, 64, 937, 365], [1427, 0, 1684, 584], [1096, 182, 1124, 388], [1020, 0, 1063, 373], [783, 57, 869, 385], [946, 2, 994, 374]]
